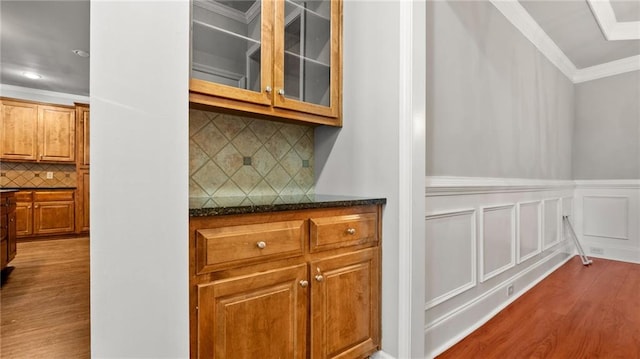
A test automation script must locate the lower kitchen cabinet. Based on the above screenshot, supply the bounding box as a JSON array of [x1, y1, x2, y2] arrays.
[[16, 189, 75, 238], [76, 170, 90, 233], [1, 191, 17, 270], [190, 204, 382, 359]]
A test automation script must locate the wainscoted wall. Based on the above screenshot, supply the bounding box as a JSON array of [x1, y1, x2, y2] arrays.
[[0, 162, 77, 188], [424, 177, 575, 357], [189, 109, 314, 205], [573, 180, 640, 264]]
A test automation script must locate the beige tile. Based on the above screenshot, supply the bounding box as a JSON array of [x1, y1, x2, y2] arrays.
[[214, 114, 247, 140], [213, 143, 243, 176], [192, 122, 227, 158], [264, 131, 291, 160], [279, 123, 306, 145], [248, 180, 278, 197], [189, 179, 209, 198], [189, 140, 209, 175], [231, 129, 261, 156], [294, 134, 313, 160], [293, 168, 314, 191], [264, 164, 291, 193], [248, 119, 278, 142], [252, 147, 277, 177], [281, 149, 302, 177], [231, 166, 261, 194], [214, 195, 246, 207], [214, 180, 243, 197], [189, 109, 211, 137], [192, 161, 228, 196], [280, 180, 302, 196]]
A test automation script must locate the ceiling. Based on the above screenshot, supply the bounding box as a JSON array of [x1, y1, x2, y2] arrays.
[[0, 0, 638, 97]]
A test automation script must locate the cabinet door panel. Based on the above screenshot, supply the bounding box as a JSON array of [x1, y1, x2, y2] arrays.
[[38, 105, 75, 162], [0, 101, 38, 160], [34, 201, 75, 235], [77, 106, 90, 167], [197, 264, 307, 359], [190, 0, 273, 106], [310, 248, 380, 359], [15, 202, 33, 237]]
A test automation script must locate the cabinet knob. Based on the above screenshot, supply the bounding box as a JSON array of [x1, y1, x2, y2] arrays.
[[346, 228, 356, 235], [299, 280, 308, 288], [10, 218, 14, 222], [256, 241, 266, 249], [28, 205, 31, 209], [34, 205, 39, 208], [278, 89, 285, 96], [315, 274, 324, 282], [265, 86, 272, 93]]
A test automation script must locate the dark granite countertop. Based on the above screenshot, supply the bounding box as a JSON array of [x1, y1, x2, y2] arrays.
[[1, 187, 77, 190], [189, 194, 387, 217], [0, 189, 19, 193]]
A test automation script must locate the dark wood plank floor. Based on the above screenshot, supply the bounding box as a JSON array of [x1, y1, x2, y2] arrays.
[[438, 256, 640, 359], [1, 238, 90, 359]]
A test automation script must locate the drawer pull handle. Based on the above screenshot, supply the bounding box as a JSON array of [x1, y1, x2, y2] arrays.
[[346, 228, 356, 235], [256, 241, 267, 249], [299, 280, 309, 288], [315, 274, 324, 282]]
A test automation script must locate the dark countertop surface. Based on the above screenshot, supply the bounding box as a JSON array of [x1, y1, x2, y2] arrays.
[[1, 187, 76, 190], [0, 189, 19, 193], [189, 194, 387, 217]]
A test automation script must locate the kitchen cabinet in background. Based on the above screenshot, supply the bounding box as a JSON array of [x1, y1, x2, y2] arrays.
[[189, 0, 342, 126], [1, 191, 17, 270], [190, 204, 381, 359], [75, 103, 90, 234], [16, 190, 75, 238], [0, 98, 76, 163]]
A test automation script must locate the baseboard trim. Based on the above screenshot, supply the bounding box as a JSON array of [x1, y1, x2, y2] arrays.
[[371, 350, 395, 359]]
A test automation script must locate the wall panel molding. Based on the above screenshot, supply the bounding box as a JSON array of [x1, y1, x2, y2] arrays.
[[425, 209, 477, 309], [479, 205, 516, 283], [543, 198, 561, 250], [583, 196, 629, 240], [517, 201, 542, 263], [426, 176, 574, 196]]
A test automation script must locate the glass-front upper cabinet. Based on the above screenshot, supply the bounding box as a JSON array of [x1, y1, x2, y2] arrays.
[[190, 0, 342, 126]]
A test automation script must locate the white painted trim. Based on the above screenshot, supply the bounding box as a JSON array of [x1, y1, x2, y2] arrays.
[[489, 0, 576, 80], [426, 244, 574, 357], [490, 0, 640, 84], [479, 204, 517, 283], [574, 56, 640, 83], [371, 350, 396, 359], [516, 200, 542, 263], [587, 0, 640, 41], [542, 198, 562, 250], [0, 84, 89, 104], [426, 176, 574, 196], [425, 209, 477, 309], [575, 179, 640, 189], [397, 0, 416, 357], [582, 195, 630, 240]]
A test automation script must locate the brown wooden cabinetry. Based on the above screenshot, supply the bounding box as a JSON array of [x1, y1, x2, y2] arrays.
[[0, 98, 75, 163], [189, 204, 382, 359], [1, 191, 17, 270], [16, 190, 75, 238], [75, 104, 90, 233], [76, 104, 90, 168], [189, 0, 342, 126], [76, 170, 90, 233]]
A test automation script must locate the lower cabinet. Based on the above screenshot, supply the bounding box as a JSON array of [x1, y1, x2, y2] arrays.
[[1, 191, 17, 270], [76, 170, 90, 233], [190, 204, 382, 359], [16, 190, 75, 238]]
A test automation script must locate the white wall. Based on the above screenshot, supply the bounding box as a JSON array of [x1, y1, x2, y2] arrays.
[[90, 1, 190, 357], [315, 1, 426, 357]]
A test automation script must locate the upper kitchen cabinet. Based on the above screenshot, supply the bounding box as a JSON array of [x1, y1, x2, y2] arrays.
[[189, 0, 342, 126], [75, 104, 90, 168], [0, 98, 75, 163]]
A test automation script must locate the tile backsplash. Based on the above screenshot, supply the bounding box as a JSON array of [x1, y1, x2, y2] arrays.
[[0, 162, 77, 188], [189, 110, 314, 201]]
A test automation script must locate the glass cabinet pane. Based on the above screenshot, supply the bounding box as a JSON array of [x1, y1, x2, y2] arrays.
[[192, 0, 262, 92], [283, 0, 331, 107]]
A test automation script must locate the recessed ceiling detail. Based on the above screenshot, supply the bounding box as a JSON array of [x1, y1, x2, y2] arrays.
[[588, 0, 640, 40]]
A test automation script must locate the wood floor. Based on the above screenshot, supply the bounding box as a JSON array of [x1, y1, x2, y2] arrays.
[[1, 238, 90, 359], [438, 256, 640, 359]]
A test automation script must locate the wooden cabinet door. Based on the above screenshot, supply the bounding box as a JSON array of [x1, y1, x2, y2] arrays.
[[76, 170, 90, 233], [38, 105, 75, 162], [15, 201, 33, 237], [0, 100, 38, 160], [197, 264, 307, 359], [310, 248, 380, 359], [7, 210, 16, 262], [33, 201, 75, 235], [273, 0, 341, 119], [76, 105, 90, 167]]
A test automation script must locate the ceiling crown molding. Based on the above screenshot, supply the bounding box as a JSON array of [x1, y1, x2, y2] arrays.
[[490, 0, 640, 84], [587, 0, 640, 41]]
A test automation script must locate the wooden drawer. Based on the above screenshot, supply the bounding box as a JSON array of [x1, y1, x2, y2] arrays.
[[16, 191, 33, 202], [310, 212, 378, 252], [34, 191, 74, 202], [196, 220, 305, 274]]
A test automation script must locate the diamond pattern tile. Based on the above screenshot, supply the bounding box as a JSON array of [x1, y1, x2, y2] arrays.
[[188, 110, 315, 199], [0, 162, 77, 188]]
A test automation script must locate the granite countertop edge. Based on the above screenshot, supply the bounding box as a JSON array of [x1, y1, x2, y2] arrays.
[[190, 197, 387, 217], [1, 187, 77, 190]]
